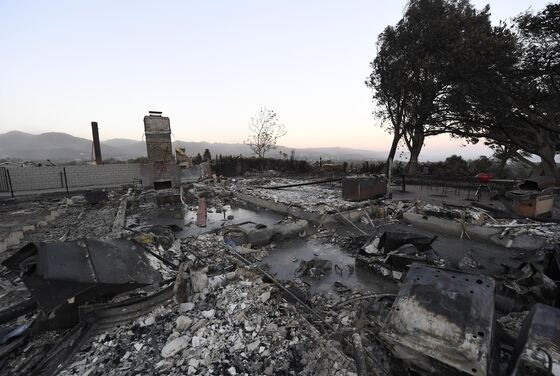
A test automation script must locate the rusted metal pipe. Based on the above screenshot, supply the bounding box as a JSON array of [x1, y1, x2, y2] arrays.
[[91, 121, 103, 165]]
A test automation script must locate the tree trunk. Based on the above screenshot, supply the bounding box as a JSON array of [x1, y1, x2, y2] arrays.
[[498, 157, 507, 174], [385, 131, 402, 176], [406, 132, 424, 176], [535, 144, 559, 180], [407, 150, 420, 176], [539, 155, 559, 179]]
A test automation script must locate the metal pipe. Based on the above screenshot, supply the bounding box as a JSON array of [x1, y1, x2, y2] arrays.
[[63, 167, 69, 193], [6, 168, 14, 197], [91, 122, 103, 165]]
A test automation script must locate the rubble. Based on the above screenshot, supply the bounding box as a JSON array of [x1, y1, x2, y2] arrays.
[[48, 269, 356, 376], [233, 178, 365, 214], [497, 311, 528, 344], [356, 231, 442, 280], [501, 262, 559, 308], [403, 201, 560, 248], [1, 169, 559, 376], [296, 258, 333, 279]]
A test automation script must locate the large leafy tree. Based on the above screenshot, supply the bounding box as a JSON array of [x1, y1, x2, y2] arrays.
[[367, 0, 499, 175], [442, 4, 560, 177], [366, 25, 411, 174]]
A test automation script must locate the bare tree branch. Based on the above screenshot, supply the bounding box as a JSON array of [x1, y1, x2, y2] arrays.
[[244, 107, 287, 160]]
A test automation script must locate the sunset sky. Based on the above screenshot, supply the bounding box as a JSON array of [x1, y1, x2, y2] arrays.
[[0, 0, 548, 159]]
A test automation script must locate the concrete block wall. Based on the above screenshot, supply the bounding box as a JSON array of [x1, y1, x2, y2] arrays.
[[6, 164, 143, 192], [8, 166, 64, 191], [65, 164, 142, 188]]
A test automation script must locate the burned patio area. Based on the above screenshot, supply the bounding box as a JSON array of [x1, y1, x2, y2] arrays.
[[0, 174, 559, 376]]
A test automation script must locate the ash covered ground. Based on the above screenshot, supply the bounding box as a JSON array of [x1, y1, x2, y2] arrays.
[[0, 177, 559, 375]]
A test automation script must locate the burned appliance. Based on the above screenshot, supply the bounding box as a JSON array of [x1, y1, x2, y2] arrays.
[[342, 175, 387, 201], [381, 264, 496, 375], [508, 303, 560, 375], [506, 190, 554, 219]]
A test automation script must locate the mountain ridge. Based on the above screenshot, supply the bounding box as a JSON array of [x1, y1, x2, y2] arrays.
[[0, 131, 387, 162]]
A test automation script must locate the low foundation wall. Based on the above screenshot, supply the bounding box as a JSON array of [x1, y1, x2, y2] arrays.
[[234, 192, 374, 226], [402, 212, 546, 250]]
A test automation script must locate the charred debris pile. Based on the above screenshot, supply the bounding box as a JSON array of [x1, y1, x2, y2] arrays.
[[0, 175, 559, 375]]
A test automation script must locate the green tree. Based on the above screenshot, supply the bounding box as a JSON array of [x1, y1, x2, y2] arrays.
[[469, 156, 494, 174], [193, 153, 203, 165], [202, 148, 212, 161], [366, 24, 410, 175], [367, 0, 508, 176], [443, 4, 560, 177]]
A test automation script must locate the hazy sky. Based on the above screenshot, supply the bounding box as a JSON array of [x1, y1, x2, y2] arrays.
[[0, 0, 548, 158]]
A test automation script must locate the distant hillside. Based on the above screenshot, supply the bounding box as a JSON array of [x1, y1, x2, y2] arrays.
[[0, 131, 125, 161], [0, 131, 386, 162]]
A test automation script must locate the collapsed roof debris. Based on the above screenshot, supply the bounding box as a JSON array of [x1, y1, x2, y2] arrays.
[[2, 239, 161, 328], [0, 171, 559, 376], [356, 231, 442, 280], [234, 178, 367, 215]]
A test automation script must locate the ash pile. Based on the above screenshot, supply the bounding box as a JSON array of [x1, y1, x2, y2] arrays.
[[0, 203, 357, 376], [1, 177, 560, 376]]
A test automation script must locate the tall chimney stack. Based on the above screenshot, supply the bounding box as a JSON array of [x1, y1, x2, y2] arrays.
[[91, 121, 103, 165]]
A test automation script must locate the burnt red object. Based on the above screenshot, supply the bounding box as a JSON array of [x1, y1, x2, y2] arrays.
[[476, 173, 494, 183], [196, 196, 207, 227]]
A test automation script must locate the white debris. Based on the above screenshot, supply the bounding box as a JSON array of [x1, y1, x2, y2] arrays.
[[191, 336, 206, 347], [175, 315, 193, 331], [161, 336, 190, 358], [247, 340, 260, 352], [259, 291, 271, 303], [234, 178, 361, 214], [363, 237, 381, 254], [179, 302, 195, 313]]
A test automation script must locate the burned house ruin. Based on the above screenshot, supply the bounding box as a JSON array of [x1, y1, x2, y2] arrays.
[[1, 148, 559, 375], [2, 0, 559, 374]]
